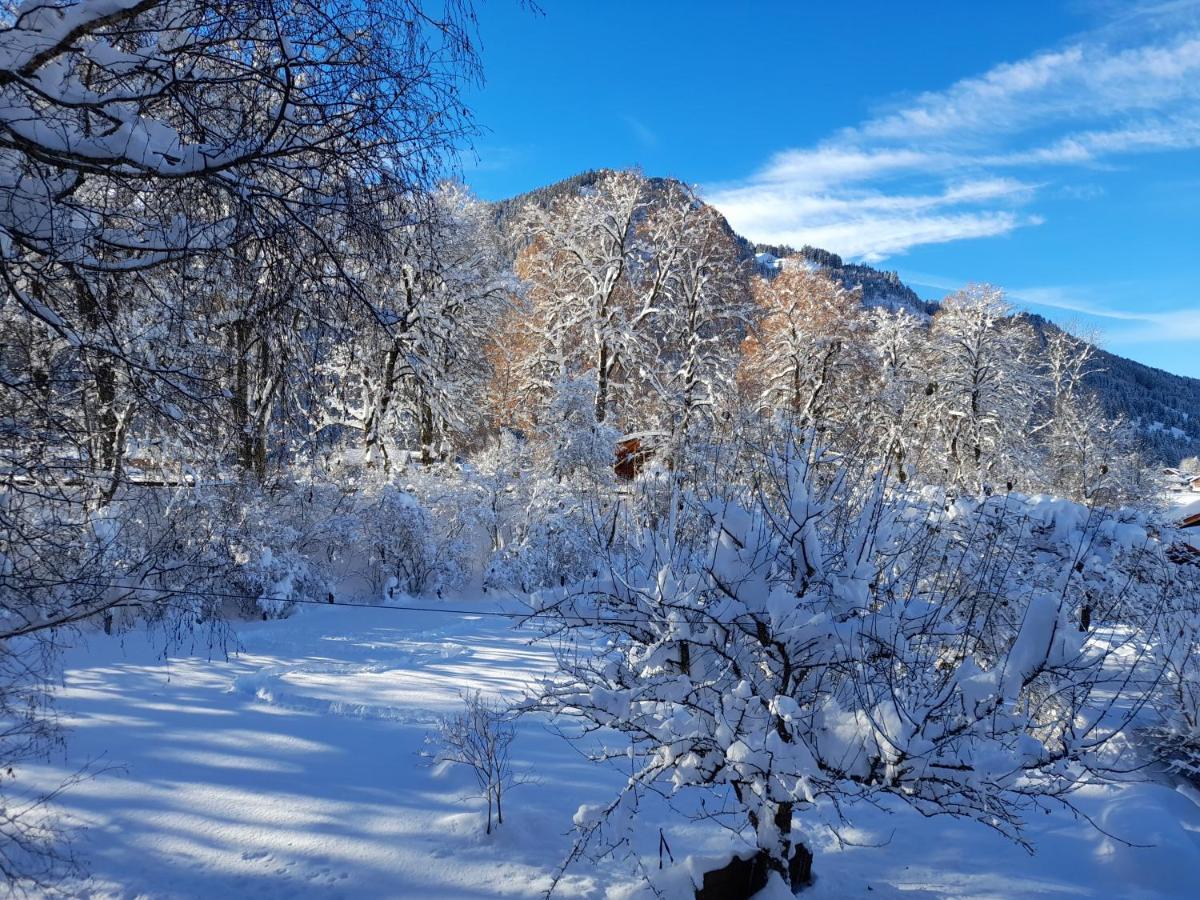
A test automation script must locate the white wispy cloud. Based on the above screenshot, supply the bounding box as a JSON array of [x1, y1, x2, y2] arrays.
[[1008, 286, 1200, 343], [854, 38, 1200, 145], [623, 115, 658, 148], [783, 211, 1034, 264], [897, 276, 1200, 345], [703, 7, 1200, 261], [713, 178, 1040, 262]]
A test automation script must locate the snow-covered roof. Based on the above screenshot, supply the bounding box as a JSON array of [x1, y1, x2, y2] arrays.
[[1178, 496, 1200, 526]]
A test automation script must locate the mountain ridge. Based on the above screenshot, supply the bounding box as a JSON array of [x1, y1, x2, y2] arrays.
[[489, 171, 1198, 464]]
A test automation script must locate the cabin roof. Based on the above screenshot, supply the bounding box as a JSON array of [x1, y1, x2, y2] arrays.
[[1179, 497, 1200, 528]]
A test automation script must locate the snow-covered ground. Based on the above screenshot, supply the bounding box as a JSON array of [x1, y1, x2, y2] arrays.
[[22, 598, 1200, 899]]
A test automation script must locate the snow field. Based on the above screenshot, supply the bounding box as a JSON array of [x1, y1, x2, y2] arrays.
[[18, 599, 1200, 899]]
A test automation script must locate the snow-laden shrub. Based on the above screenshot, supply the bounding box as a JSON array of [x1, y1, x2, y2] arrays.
[[1145, 554, 1200, 782], [361, 484, 440, 597], [488, 504, 596, 592], [528, 435, 1185, 891], [481, 437, 719, 594], [1151, 640, 1200, 782], [174, 483, 337, 620], [226, 544, 324, 619], [484, 475, 604, 593], [463, 429, 530, 556], [467, 427, 609, 594], [542, 374, 619, 485], [359, 480, 474, 598]]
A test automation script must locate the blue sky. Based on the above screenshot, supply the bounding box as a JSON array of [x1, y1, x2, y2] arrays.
[[462, 1, 1200, 378]]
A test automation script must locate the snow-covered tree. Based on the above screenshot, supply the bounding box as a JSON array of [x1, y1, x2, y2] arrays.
[[738, 265, 868, 437], [0, 1, 482, 885], [513, 170, 647, 426], [324, 184, 510, 470], [507, 171, 751, 461], [530, 434, 1176, 891], [926, 284, 1037, 493], [636, 181, 751, 450], [863, 305, 932, 482], [1036, 328, 1145, 506]]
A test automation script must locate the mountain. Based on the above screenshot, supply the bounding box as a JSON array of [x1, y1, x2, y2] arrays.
[[1037, 319, 1200, 462], [1089, 351, 1200, 461], [751, 244, 940, 316], [490, 172, 1199, 464]]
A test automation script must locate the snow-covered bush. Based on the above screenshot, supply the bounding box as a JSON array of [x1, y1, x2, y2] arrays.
[[467, 425, 612, 594], [359, 480, 475, 599], [170, 483, 343, 620], [1151, 634, 1200, 782], [463, 430, 530, 555], [362, 485, 441, 597], [1145, 552, 1200, 782], [484, 476, 604, 593], [542, 375, 620, 485], [529, 435, 1182, 891]]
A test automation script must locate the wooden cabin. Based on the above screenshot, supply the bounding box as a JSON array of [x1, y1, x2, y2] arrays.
[[614, 437, 654, 480], [1180, 497, 1200, 530]]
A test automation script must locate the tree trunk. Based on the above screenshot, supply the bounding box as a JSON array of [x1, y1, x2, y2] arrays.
[[250, 428, 267, 483], [419, 396, 436, 465], [231, 318, 271, 483], [232, 318, 252, 476], [769, 801, 812, 889], [364, 338, 402, 472], [595, 341, 609, 423], [745, 800, 811, 891], [893, 437, 908, 483], [695, 804, 813, 900], [75, 278, 122, 472]]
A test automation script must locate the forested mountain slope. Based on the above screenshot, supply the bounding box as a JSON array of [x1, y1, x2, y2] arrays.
[[1027, 315, 1200, 462], [492, 171, 1199, 464]]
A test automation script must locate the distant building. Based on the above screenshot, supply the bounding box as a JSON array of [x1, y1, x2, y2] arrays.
[[1180, 502, 1200, 530]]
